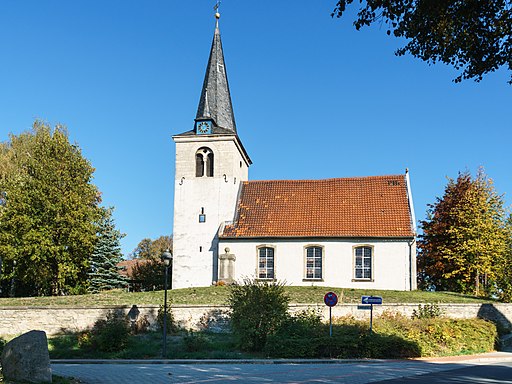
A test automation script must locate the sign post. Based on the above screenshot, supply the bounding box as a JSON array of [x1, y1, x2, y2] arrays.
[[361, 296, 383, 334], [324, 291, 338, 337]]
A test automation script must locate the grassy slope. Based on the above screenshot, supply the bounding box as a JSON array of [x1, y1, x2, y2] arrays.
[[0, 286, 494, 307]]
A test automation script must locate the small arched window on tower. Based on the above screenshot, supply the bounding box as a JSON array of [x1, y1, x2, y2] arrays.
[[206, 152, 214, 177], [195, 147, 214, 177], [195, 153, 204, 177]]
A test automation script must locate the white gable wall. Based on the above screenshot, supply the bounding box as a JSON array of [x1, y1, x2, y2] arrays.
[[218, 238, 416, 291], [172, 135, 249, 288]]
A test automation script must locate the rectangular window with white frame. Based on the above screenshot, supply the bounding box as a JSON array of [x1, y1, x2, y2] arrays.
[[354, 246, 372, 280], [305, 246, 323, 280], [258, 247, 274, 279]]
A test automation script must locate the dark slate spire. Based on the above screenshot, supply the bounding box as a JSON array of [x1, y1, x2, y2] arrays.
[[195, 14, 237, 133]]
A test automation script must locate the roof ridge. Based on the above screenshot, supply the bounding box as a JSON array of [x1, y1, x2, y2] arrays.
[[246, 175, 405, 183]]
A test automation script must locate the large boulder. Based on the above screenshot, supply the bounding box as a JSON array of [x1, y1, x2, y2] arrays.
[[1, 330, 52, 383]]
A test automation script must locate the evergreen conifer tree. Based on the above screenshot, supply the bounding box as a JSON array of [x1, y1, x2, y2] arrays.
[[88, 207, 128, 293]]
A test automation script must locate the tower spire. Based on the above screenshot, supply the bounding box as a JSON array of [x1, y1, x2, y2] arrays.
[[195, 9, 237, 133]]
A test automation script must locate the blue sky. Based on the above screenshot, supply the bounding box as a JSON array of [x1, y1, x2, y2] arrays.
[[1, 1, 511, 256]]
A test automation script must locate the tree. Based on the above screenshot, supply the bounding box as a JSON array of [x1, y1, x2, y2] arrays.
[[0, 121, 103, 296], [129, 236, 172, 291], [417, 169, 509, 295], [332, 0, 512, 84], [88, 207, 128, 293], [495, 215, 512, 301], [130, 236, 173, 261]]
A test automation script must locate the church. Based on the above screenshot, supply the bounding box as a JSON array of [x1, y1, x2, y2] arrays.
[[172, 13, 417, 291]]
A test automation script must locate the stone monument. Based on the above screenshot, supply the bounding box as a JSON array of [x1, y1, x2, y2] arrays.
[[1, 330, 52, 383], [219, 247, 236, 284]]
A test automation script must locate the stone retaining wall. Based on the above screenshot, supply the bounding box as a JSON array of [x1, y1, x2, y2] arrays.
[[0, 303, 510, 336]]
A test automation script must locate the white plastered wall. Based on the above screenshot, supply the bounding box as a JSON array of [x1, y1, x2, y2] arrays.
[[172, 135, 249, 288], [218, 238, 415, 291]]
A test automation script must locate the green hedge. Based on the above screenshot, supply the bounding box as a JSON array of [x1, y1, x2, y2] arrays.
[[265, 312, 497, 358]]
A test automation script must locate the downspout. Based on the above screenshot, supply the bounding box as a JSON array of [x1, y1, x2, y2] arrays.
[[405, 169, 417, 290], [408, 238, 417, 291]]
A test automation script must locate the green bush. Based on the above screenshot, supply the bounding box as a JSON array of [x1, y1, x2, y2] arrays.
[[183, 331, 212, 352], [228, 278, 289, 351], [266, 322, 420, 359], [157, 304, 178, 334], [264, 309, 326, 357], [131, 315, 150, 334], [90, 311, 130, 352], [411, 303, 443, 319], [272, 309, 323, 338], [77, 331, 93, 348], [265, 311, 497, 358]]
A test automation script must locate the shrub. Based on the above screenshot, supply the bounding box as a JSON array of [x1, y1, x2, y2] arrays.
[[276, 309, 323, 338], [157, 305, 178, 334], [228, 278, 289, 351], [90, 311, 130, 352], [131, 315, 150, 334], [0, 337, 6, 355], [265, 311, 497, 358], [183, 330, 212, 352], [373, 312, 497, 357], [264, 308, 324, 357], [412, 303, 443, 319], [77, 331, 93, 348]]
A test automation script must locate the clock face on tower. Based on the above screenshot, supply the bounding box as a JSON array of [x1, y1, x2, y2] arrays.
[[196, 121, 212, 134]]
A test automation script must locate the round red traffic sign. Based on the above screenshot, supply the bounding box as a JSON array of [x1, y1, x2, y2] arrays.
[[324, 291, 338, 307]]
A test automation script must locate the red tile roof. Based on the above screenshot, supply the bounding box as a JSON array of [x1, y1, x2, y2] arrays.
[[117, 259, 148, 277], [221, 175, 414, 239]]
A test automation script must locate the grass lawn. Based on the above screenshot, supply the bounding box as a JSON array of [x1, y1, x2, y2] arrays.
[[0, 286, 494, 307]]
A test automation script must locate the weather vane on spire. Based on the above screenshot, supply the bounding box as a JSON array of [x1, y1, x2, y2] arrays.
[[214, 0, 221, 19]]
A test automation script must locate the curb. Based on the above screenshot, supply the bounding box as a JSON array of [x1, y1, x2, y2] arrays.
[[51, 358, 387, 365], [51, 352, 512, 365], [413, 351, 512, 364]]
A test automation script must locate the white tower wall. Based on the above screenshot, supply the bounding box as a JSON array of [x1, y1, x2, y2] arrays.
[[172, 135, 249, 288]]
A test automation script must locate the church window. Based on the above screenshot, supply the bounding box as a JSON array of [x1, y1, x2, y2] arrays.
[[195, 154, 204, 177], [206, 152, 214, 177], [305, 246, 323, 279], [354, 246, 372, 280], [258, 247, 274, 279], [195, 147, 214, 177]]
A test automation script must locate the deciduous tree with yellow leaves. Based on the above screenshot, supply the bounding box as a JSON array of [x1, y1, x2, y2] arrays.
[[418, 169, 510, 298]]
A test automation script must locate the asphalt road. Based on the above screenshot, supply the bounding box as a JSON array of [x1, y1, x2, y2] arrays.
[[378, 361, 512, 383], [51, 358, 512, 384]]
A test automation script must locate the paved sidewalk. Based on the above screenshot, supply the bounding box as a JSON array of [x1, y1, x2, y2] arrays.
[[51, 351, 512, 384]]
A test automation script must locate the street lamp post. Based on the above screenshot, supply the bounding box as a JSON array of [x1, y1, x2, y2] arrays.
[[161, 249, 173, 358]]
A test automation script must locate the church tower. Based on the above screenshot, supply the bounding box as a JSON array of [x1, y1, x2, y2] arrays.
[[172, 12, 251, 289]]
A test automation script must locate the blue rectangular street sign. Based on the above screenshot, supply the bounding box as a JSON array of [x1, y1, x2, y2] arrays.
[[361, 296, 383, 305]]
